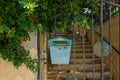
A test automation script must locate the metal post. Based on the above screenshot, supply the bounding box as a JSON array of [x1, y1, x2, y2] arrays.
[[72, 22, 76, 79], [109, 0, 112, 80], [100, 0, 104, 80], [91, 12, 95, 80], [82, 30, 86, 80], [37, 31, 40, 80], [46, 33, 49, 80], [119, 1, 120, 80]]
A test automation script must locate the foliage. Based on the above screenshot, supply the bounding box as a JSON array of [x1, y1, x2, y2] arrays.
[[0, 0, 39, 72], [34, 0, 100, 31], [0, 0, 99, 72]]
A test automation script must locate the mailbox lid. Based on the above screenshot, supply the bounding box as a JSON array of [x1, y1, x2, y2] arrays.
[[48, 37, 72, 46]]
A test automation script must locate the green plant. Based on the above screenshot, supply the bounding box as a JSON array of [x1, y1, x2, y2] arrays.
[[0, 0, 99, 72], [0, 0, 39, 72]]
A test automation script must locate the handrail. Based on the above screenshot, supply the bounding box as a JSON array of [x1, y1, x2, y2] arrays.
[[94, 31, 120, 55]]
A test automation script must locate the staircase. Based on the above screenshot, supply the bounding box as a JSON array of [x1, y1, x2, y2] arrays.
[[47, 34, 110, 80]]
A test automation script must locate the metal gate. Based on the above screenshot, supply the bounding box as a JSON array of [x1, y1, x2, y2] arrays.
[[99, 0, 120, 80], [38, 0, 120, 80]]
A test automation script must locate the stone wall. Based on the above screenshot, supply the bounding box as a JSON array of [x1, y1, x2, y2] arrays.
[[0, 58, 34, 80], [0, 32, 47, 80]]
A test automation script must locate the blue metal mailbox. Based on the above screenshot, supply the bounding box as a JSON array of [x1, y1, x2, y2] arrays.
[[48, 37, 72, 64]]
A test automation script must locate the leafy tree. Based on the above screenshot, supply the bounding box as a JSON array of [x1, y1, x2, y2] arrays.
[[0, 0, 99, 72]]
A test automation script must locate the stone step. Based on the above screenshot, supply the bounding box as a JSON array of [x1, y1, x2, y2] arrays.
[[48, 71, 110, 80], [71, 50, 93, 53], [71, 47, 92, 51], [70, 58, 100, 64], [48, 64, 104, 71], [72, 45, 92, 48], [48, 67, 108, 73], [48, 76, 111, 80], [70, 52, 98, 58]]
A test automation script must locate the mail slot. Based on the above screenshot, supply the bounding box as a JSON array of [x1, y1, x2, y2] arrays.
[[52, 41, 69, 46], [48, 37, 72, 64]]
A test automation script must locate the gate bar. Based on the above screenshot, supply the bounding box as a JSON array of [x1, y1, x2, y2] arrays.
[[72, 22, 77, 79], [91, 12, 95, 80], [100, 0, 104, 80], [118, 2, 120, 80], [46, 33, 49, 80], [109, 0, 112, 80], [109, 0, 113, 80], [37, 31, 40, 80], [82, 29, 86, 80]]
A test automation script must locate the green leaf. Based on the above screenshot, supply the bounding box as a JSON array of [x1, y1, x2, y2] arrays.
[[37, 23, 43, 32]]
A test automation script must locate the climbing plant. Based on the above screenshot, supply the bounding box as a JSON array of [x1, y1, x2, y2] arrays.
[[0, 0, 99, 72]]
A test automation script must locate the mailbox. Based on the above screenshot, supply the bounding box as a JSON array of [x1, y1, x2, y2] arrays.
[[48, 37, 72, 64]]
